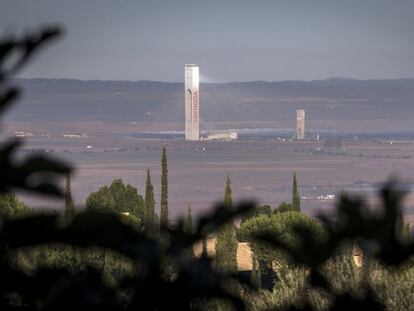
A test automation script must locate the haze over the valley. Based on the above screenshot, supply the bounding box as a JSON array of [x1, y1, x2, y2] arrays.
[[7, 78, 414, 131], [1, 0, 413, 221]]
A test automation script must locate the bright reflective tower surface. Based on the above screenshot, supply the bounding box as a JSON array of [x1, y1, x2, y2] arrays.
[[185, 64, 200, 141], [296, 109, 305, 140]]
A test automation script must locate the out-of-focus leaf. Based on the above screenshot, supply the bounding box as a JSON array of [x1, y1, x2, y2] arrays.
[[0, 26, 62, 80], [196, 201, 254, 237], [0, 88, 19, 115], [0, 139, 71, 196], [330, 292, 385, 311]]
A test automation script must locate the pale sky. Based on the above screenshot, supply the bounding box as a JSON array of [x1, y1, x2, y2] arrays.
[[1, 0, 414, 82]]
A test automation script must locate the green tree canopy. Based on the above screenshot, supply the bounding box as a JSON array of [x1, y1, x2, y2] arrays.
[[86, 180, 144, 222], [86, 186, 115, 211], [241, 204, 272, 224], [274, 202, 295, 214], [215, 175, 238, 273], [109, 179, 145, 219], [238, 211, 324, 287], [0, 193, 31, 219], [239, 211, 324, 259]]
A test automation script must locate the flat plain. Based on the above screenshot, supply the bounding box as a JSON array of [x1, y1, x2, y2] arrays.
[[10, 133, 414, 223], [4, 78, 413, 221]]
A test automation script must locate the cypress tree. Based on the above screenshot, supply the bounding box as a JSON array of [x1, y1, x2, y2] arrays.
[[64, 173, 75, 221], [291, 172, 301, 212], [215, 175, 238, 273], [160, 145, 168, 227], [184, 205, 194, 234], [144, 169, 155, 234], [224, 174, 233, 207], [154, 211, 160, 236]]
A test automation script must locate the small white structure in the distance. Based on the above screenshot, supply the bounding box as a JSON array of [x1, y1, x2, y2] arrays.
[[316, 194, 336, 200], [185, 64, 200, 141], [204, 131, 238, 141], [15, 131, 33, 137]]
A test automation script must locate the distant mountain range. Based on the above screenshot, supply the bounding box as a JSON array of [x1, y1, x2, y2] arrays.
[[7, 78, 414, 123]]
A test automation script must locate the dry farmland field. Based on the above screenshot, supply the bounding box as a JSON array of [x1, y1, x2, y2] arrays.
[[7, 132, 414, 223]]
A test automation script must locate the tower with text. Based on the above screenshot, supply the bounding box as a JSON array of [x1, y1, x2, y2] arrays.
[[296, 109, 305, 140], [185, 64, 200, 141]]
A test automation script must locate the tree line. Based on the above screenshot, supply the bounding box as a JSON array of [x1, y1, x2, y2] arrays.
[[83, 145, 173, 236]]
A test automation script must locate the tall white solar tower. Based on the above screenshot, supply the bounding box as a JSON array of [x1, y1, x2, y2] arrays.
[[296, 109, 305, 140], [185, 64, 200, 141]]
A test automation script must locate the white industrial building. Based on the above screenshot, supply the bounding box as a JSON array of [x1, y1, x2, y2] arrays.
[[204, 131, 238, 141], [185, 64, 200, 141]]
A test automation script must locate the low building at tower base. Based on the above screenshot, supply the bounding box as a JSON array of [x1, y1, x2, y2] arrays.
[[203, 131, 238, 141]]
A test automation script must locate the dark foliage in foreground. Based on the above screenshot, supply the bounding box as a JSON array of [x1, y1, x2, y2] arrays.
[[0, 26, 257, 310], [1, 202, 257, 310], [0, 27, 71, 197], [255, 183, 412, 310], [0, 26, 413, 311]]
